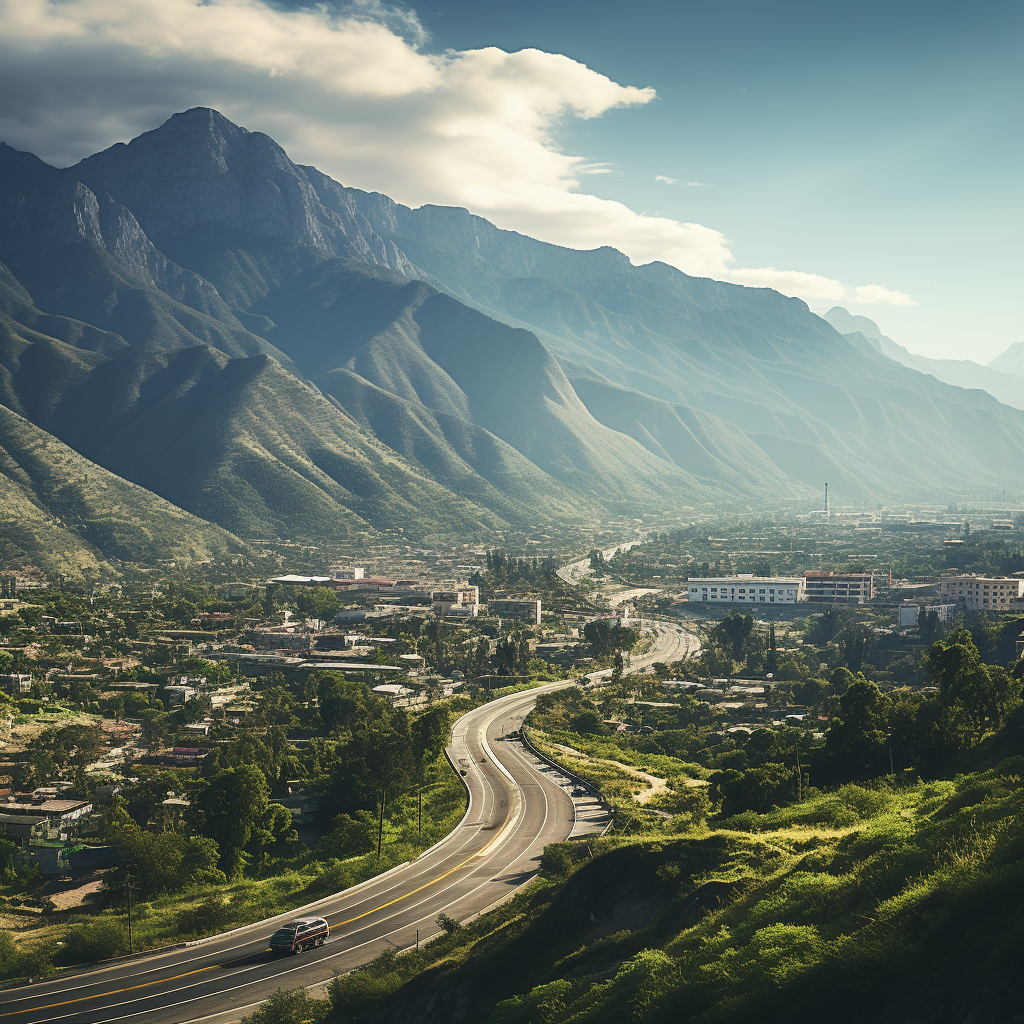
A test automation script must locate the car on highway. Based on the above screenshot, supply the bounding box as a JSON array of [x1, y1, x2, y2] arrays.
[[268, 917, 329, 954]]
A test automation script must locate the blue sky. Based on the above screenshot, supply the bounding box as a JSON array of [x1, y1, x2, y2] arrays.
[[411, 0, 1022, 361], [0, 0, 1019, 362]]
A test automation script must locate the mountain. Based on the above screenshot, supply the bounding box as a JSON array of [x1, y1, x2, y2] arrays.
[[823, 306, 1024, 411], [1, 107, 1023, 562], [988, 341, 1024, 380], [0, 399, 241, 577]]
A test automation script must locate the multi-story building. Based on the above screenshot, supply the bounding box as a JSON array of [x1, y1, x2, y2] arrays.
[[803, 571, 876, 604], [488, 599, 543, 624], [432, 586, 480, 618], [938, 575, 1024, 611], [686, 575, 805, 605]]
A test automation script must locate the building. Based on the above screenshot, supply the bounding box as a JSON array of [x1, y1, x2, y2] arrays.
[[897, 603, 959, 629], [488, 599, 543, 624], [938, 575, 1024, 611], [329, 567, 365, 581], [0, 798, 93, 837], [0, 674, 32, 695], [0, 812, 49, 845], [803, 571, 875, 604], [686, 575, 805, 605], [432, 586, 480, 619], [0, 574, 15, 599]]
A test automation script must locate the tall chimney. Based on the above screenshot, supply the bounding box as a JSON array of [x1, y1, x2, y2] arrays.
[[824, 482, 828, 513]]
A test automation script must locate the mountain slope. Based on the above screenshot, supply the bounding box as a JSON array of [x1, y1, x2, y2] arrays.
[[823, 306, 1024, 411], [988, 341, 1024, 380], [0, 403, 241, 575], [1, 106, 1022, 534]]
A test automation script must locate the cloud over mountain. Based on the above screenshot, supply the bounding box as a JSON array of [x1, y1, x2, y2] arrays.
[[0, 0, 910, 306]]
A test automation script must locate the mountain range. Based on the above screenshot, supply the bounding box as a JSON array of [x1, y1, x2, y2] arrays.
[[823, 307, 1024, 411], [1, 108, 1023, 572]]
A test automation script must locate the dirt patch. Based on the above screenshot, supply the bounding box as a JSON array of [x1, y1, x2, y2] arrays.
[[549, 743, 669, 805]]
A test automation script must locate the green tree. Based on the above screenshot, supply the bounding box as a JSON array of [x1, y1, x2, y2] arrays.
[[295, 588, 341, 623], [927, 629, 1015, 746], [191, 764, 271, 876], [821, 679, 890, 781]]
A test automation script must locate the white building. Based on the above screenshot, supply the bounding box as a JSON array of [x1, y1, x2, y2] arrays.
[[687, 574, 805, 605], [432, 586, 480, 618], [938, 575, 1024, 611]]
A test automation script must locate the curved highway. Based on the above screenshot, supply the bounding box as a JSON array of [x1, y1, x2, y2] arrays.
[[0, 685, 588, 1024]]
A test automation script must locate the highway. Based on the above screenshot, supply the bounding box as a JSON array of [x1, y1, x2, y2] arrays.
[[0, 685, 593, 1024]]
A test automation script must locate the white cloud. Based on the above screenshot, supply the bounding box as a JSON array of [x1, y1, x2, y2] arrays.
[[656, 175, 711, 187], [0, 0, 911, 307], [726, 268, 917, 307]]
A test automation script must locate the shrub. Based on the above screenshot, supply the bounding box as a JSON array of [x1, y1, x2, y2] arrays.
[[58, 918, 129, 965], [176, 895, 233, 937], [240, 987, 329, 1024]]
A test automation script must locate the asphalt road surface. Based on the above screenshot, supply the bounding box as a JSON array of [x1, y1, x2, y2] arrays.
[[0, 684, 588, 1024]]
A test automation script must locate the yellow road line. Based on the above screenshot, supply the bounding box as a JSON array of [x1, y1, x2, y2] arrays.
[[0, 806, 508, 1019]]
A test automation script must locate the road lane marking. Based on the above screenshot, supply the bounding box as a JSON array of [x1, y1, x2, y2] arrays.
[[0, 694, 556, 1022]]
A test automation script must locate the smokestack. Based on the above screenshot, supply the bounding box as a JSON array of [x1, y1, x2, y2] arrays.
[[824, 482, 828, 513]]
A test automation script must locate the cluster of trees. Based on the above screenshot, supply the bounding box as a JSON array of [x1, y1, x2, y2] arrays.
[[583, 619, 639, 657], [476, 551, 561, 595], [532, 627, 1023, 820]]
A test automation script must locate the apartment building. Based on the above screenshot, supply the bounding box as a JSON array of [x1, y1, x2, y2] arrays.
[[686, 575, 805, 605], [489, 598, 543, 624], [803, 571, 876, 604], [938, 575, 1024, 611]]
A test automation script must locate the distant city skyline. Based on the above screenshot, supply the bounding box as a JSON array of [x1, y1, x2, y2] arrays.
[[0, 0, 1018, 361]]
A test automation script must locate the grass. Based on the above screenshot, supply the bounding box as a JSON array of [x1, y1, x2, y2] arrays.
[[254, 757, 1024, 1024]]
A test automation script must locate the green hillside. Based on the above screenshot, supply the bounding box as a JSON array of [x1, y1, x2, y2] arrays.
[[323, 767, 1022, 1024], [0, 403, 241, 574]]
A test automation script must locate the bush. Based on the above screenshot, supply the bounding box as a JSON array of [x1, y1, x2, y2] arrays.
[[240, 987, 329, 1024], [176, 895, 233, 937], [435, 912, 461, 935], [58, 918, 129, 965]]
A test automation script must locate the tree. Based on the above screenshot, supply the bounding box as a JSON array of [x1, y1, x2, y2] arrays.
[[295, 588, 341, 623], [711, 613, 754, 662], [927, 630, 1015, 746], [191, 764, 270, 876], [317, 674, 369, 734], [821, 679, 890, 781], [411, 708, 449, 779], [105, 797, 224, 899], [256, 687, 299, 730]]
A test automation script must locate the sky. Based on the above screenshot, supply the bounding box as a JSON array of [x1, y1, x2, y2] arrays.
[[0, 0, 1019, 361]]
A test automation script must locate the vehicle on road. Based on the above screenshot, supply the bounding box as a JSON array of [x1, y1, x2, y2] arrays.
[[268, 917, 329, 954]]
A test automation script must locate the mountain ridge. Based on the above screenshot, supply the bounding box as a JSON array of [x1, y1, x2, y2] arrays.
[[1, 106, 1022, 566]]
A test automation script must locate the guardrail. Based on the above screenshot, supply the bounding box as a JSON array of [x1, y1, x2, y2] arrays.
[[519, 724, 610, 812]]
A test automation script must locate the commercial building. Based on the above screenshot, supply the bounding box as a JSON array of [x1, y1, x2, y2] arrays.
[[432, 586, 480, 619], [803, 571, 875, 604], [896, 603, 958, 629], [938, 575, 1024, 611], [488, 598, 543, 624], [0, 674, 32, 695], [686, 575, 805, 605]]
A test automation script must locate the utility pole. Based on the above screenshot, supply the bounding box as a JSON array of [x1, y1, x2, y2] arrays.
[[376, 788, 386, 865], [794, 741, 803, 802], [126, 871, 134, 954], [418, 786, 422, 841]]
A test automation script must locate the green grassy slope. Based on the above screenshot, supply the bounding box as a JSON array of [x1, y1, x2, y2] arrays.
[[0, 403, 242, 574], [324, 765, 1023, 1024]]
